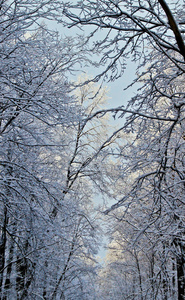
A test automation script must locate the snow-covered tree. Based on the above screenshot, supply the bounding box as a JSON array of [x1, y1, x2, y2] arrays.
[[0, 1, 107, 299], [62, 1, 185, 299]]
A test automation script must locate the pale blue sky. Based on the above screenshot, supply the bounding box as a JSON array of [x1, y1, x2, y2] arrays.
[[44, 19, 139, 109]]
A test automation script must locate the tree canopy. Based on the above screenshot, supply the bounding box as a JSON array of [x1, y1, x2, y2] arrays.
[[1, 0, 185, 299]]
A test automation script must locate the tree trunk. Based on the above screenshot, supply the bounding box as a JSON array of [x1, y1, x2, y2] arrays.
[[177, 255, 185, 300], [0, 206, 8, 298]]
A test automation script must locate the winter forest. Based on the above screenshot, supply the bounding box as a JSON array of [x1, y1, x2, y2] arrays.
[[0, 0, 185, 299]]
